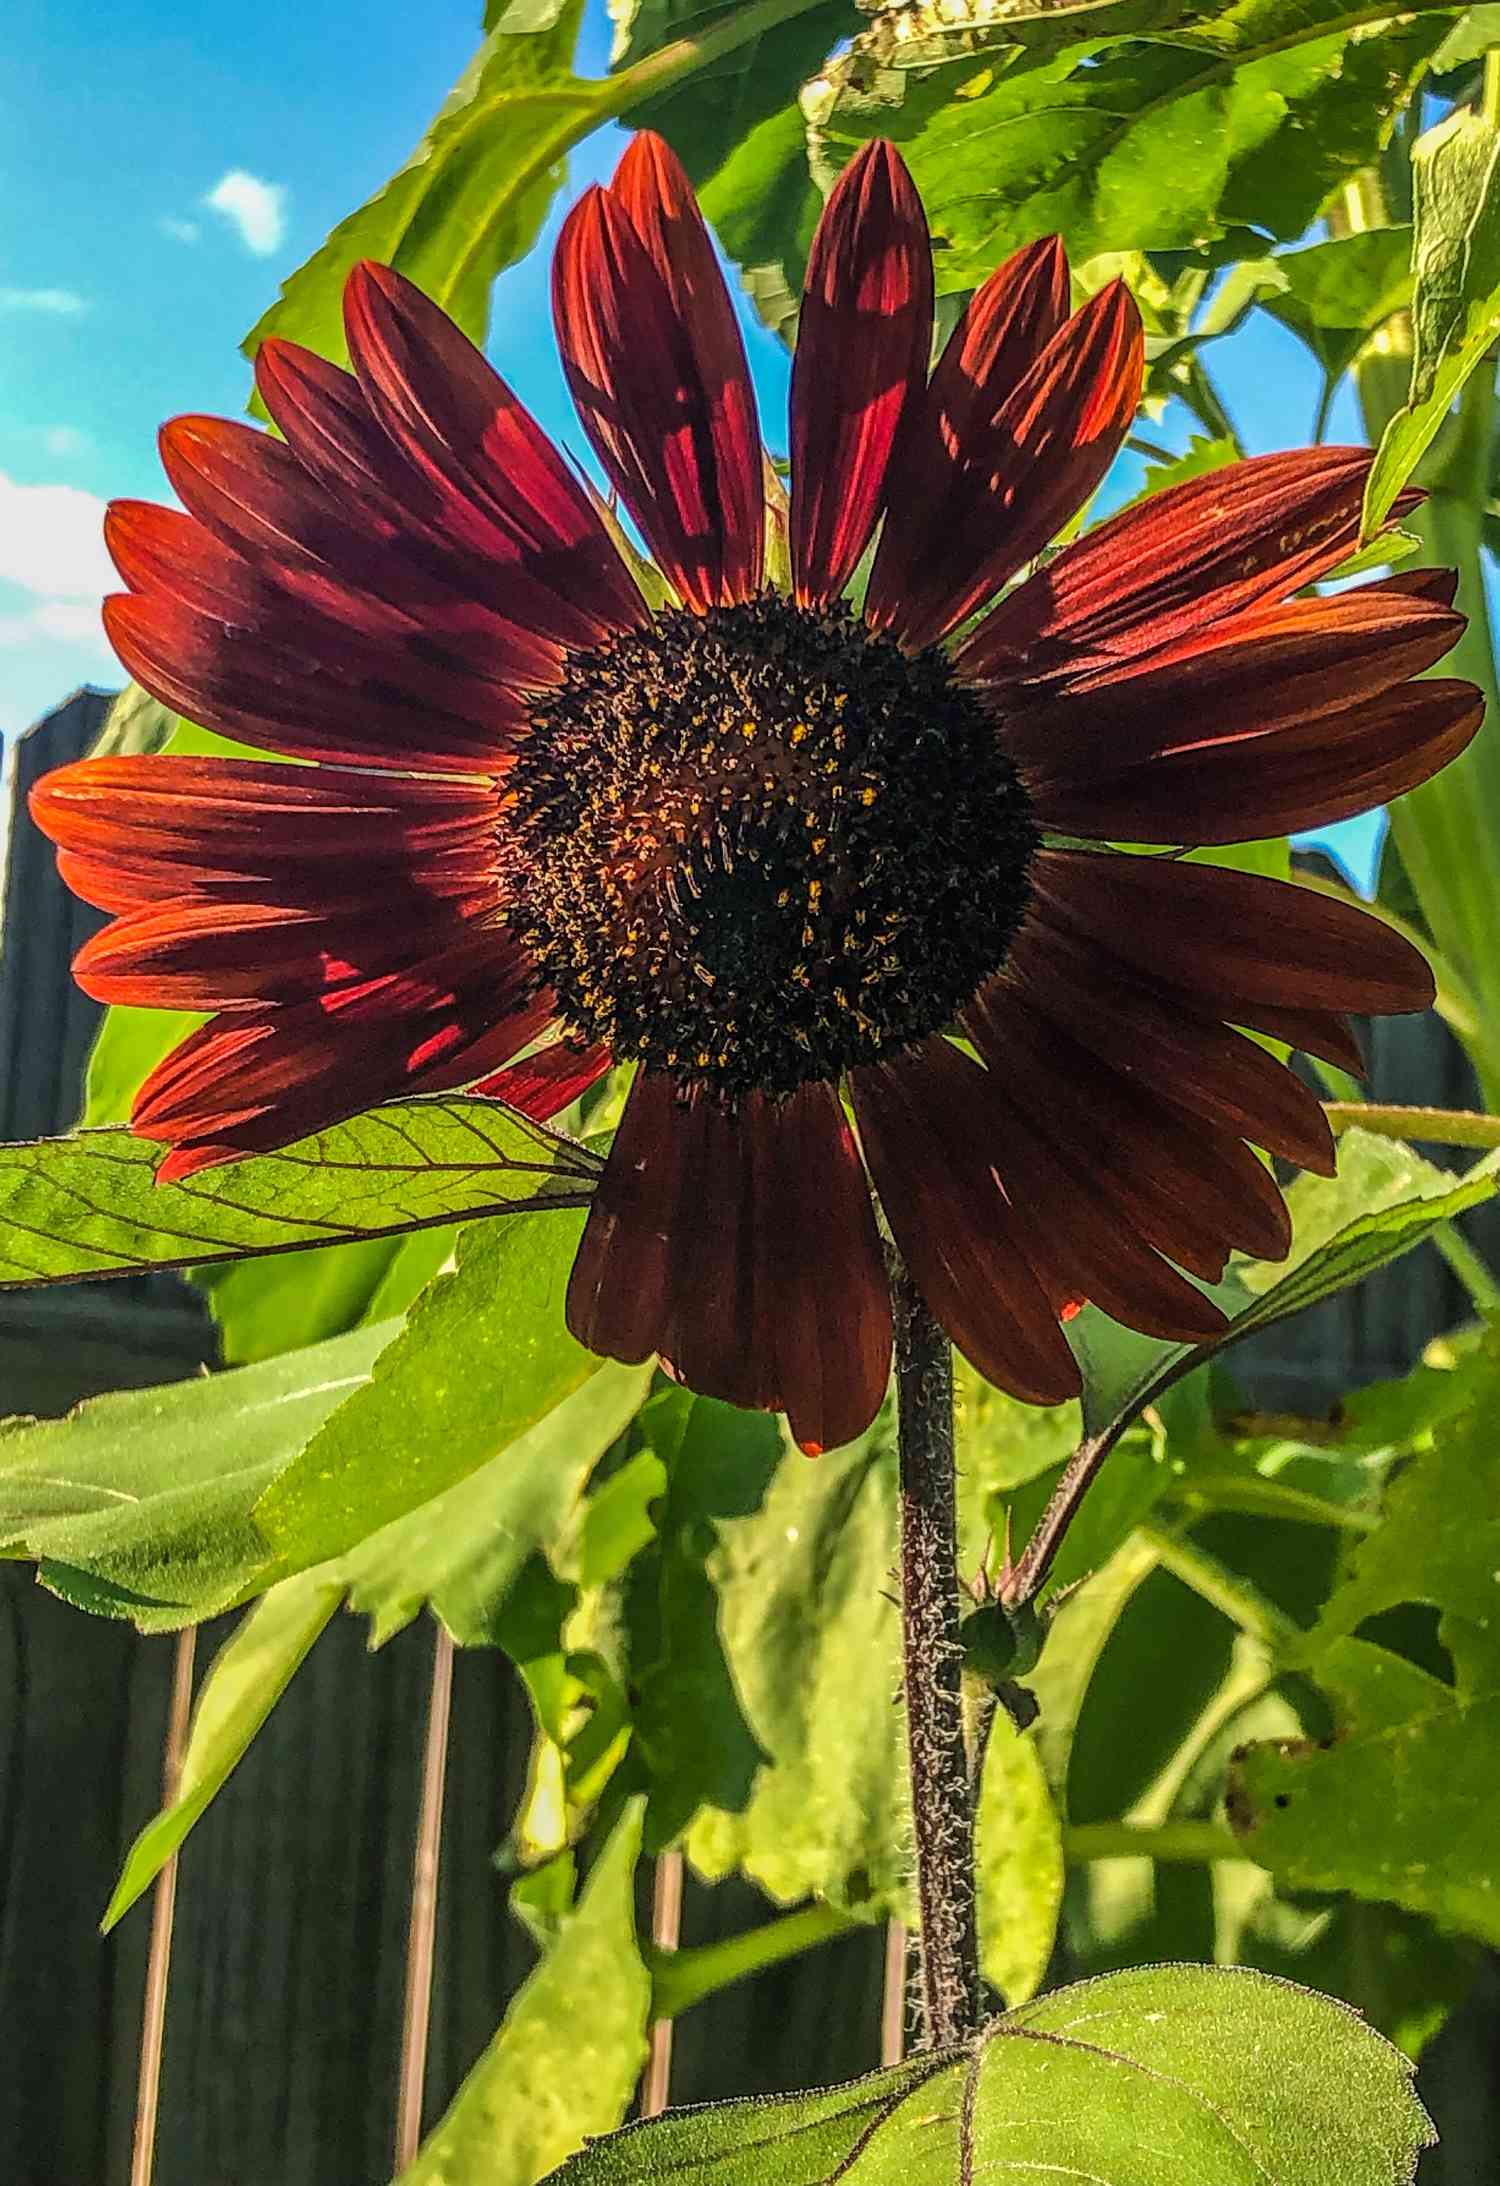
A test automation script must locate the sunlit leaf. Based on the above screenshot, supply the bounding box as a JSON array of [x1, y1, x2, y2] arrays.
[[253, 1210, 597, 1572], [547, 1963, 1432, 2186], [0, 1100, 598, 1290], [0, 1318, 397, 1627], [1365, 103, 1500, 531]]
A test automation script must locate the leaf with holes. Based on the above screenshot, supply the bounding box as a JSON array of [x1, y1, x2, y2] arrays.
[[545, 1963, 1431, 2185]]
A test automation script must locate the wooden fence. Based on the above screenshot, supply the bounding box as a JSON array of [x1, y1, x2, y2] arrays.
[[0, 692, 1494, 2182]]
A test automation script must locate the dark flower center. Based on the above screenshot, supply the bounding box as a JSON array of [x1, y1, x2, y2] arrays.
[[503, 595, 1038, 1099]]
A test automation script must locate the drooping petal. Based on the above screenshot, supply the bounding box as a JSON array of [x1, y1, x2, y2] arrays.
[[868, 276, 1142, 651], [568, 1076, 891, 1450], [1007, 912, 1337, 1174], [594, 131, 763, 606], [960, 445, 1417, 692], [1000, 584, 1464, 783], [1030, 677, 1483, 845], [979, 1074, 1229, 1345], [471, 1038, 613, 1119], [850, 1037, 1082, 1405], [1029, 848, 1436, 1019], [343, 261, 646, 646], [966, 981, 1292, 1277], [789, 141, 933, 608], [133, 939, 552, 1180]]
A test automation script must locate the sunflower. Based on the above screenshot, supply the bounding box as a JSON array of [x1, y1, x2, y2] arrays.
[[32, 136, 1480, 1453]]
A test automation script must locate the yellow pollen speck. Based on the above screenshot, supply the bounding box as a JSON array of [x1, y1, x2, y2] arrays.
[[808, 880, 823, 904], [777, 889, 791, 907], [811, 837, 827, 854], [861, 787, 878, 806], [791, 722, 811, 744], [741, 719, 757, 739]]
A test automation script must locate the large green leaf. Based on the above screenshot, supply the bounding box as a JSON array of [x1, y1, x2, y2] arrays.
[[337, 1355, 653, 1646], [402, 1800, 650, 2186], [612, 0, 849, 182], [103, 1571, 341, 1929], [97, 1360, 651, 1925], [0, 1100, 597, 1290], [1365, 103, 1500, 531], [253, 1209, 596, 1571], [546, 1963, 1431, 2186], [730, 1, 1460, 312], [1232, 1330, 1500, 1945], [0, 1318, 396, 1627]]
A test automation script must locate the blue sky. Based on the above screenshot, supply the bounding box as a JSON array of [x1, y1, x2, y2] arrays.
[[2, 0, 1383, 879]]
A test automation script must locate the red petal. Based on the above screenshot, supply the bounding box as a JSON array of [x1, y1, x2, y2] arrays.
[[790, 141, 933, 608], [343, 262, 645, 647], [1001, 585, 1464, 782], [146, 425, 561, 692], [604, 131, 763, 606], [966, 981, 1292, 1277], [568, 1077, 891, 1447], [980, 1074, 1229, 1344], [850, 1037, 1081, 1405], [134, 942, 551, 1177], [1030, 677, 1483, 844], [102, 591, 516, 775], [1008, 912, 1336, 1174], [471, 1039, 613, 1119], [961, 445, 1416, 691], [869, 276, 1142, 651], [1031, 848, 1436, 1019]]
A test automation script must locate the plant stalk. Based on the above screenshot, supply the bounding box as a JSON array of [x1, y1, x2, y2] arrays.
[[891, 1260, 981, 2050], [131, 1627, 197, 2186]]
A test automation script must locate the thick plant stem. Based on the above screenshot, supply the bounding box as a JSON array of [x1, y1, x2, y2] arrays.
[[892, 1260, 982, 2050]]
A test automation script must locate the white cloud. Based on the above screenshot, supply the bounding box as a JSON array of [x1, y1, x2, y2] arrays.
[[159, 215, 201, 244], [0, 469, 115, 606], [0, 287, 88, 316], [204, 170, 286, 257]]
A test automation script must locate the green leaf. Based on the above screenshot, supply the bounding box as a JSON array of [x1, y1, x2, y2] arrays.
[[253, 1210, 597, 1573], [338, 1356, 653, 1646], [1431, 4, 1500, 75], [1232, 1328, 1500, 1945], [192, 1238, 422, 1364], [1121, 432, 1239, 509], [1212, 228, 1412, 387], [1070, 1127, 1497, 1445], [1365, 104, 1500, 532], [0, 1100, 598, 1290], [808, 5, 1451, 299], [0, 1318, 396, 1627], [613, 0, 848, 184], [399, 1799, 650, 2186], [103, 1571, 340, 1929], [547, 1963, 1432, 2186]]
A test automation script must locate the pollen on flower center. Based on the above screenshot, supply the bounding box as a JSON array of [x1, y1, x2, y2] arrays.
[[502, 594, 1039, 1098]]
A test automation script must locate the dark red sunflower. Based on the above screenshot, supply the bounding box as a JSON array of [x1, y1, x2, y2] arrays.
[[32, 135, 1481, 1452]]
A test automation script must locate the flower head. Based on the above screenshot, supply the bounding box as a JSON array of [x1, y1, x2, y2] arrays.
[[32, 136, 1480, 1452]]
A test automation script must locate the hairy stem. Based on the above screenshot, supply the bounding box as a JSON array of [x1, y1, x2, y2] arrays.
[[892, 1261, 981, 2048]]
